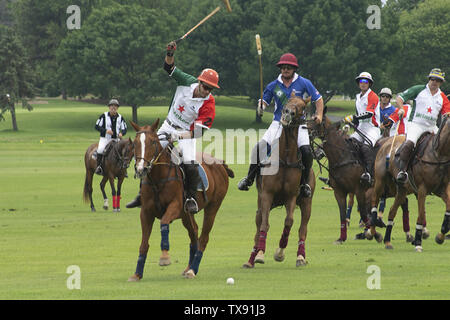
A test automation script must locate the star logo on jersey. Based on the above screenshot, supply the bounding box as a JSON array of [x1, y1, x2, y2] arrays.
[[427, 107, 432, 113], [177, 105, 185, 113]]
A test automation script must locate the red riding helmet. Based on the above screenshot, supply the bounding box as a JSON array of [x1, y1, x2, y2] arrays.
[[197, 68, 220, 89], [276, 53, 299, 68]]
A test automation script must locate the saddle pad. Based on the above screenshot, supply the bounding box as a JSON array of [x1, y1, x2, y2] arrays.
[[197, 164, 209, 192]]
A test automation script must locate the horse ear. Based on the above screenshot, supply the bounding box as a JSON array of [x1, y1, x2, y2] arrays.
[[304, 96, 311, 105], [130, 121, 140, 132], [151, 118, 160, 132]]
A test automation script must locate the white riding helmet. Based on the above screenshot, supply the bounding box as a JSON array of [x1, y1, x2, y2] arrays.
[[355, 72, 374, 84], [108, 99, 120, 107], [379, 87, 392, 97]]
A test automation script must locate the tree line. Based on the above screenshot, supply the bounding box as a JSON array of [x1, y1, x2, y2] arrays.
[[1, 0, 449, 125]]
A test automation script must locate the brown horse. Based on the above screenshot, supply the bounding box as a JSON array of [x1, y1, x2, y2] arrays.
[[127, 119, 234, 281], [243, 95, 315, 268], [370, 115, 450, 251], [308, 114, 385, 244], [83, 138, 134, 212]]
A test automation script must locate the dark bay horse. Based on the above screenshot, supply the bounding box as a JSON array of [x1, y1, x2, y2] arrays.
[[127, 119, 234, 281], [83, 138, 134, 212], [243, 94, 315, 268], [308, 115, 383, 244], [371, 116, 450, 251]]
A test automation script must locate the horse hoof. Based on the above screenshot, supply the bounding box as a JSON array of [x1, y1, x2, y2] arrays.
[[374, 232, 383, 243], [254, 250, 265, 264], [435, 233, 445, 245], [365, 230, 374, 240], [103, 206, 108, 210], [159, 257, 171, 266], [385, 242, 393, 250], [422, 228, 430, 239], [273, 248, 285, 262], [354, 233, 366, 240], [415, 246, 423, 252], [242, 262, 254, 269], [127, 274, 141, 282], [333, 239, 345, 245], [296, 255, 307, 267], [183, 269, 196, 279], [446, 234, 450, 240], [91, 208, 96, 212], [406, 234, 414, 243]]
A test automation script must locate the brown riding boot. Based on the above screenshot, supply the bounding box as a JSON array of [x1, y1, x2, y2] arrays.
[[396, 140, 415, 184]]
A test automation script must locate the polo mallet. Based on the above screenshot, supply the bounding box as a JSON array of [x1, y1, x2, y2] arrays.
[[255, 34, 263, 119], [175, 6, 221, 44]]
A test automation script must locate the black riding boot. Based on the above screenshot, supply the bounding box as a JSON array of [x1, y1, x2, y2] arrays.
[[126, 181, 142, 208], [360, 143, 374, 185], [299, 145, 313, 198], [95, 154, 104, 175], [184, 163, 202, 214], [395, 140, 414, 184], [238, 140, 267, 191]]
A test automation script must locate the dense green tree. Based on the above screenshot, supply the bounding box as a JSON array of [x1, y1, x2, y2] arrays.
[[57, 3, 177, 122], [0, 25, 34, 131]]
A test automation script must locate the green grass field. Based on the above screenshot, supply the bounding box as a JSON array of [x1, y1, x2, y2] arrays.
[[1, 98, 449, 300]]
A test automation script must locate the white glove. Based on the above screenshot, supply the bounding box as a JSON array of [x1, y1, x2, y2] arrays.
[[170, 132, 180, 142], [257, 99, 266, 116]]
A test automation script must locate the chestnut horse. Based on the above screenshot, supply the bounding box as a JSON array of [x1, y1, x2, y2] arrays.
[[83, 138, 134, 212], [308, 114, 384, 243], [370, 115, 450, 251], [127, 119, 234, 281], [243, 95, 315, 268]]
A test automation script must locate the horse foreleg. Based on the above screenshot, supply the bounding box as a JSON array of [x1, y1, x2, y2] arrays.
[[413, 187, 427, 252], [128, 209, 155, 281], [181, 212, 199, 276], [159, 200, 183, 267], [296, 196, 312, 267], [243, 204, 262, 269], [274, 197, 296, 263], [333, 189, 347, 244], [435, 184, 450, 245], [383, 188, 406, 249], [254, 192, 273, 264], [115, 176, 124, 212], [400, 197, 413, 242], [100, 176, 109, 210], [107, 175, 118, 212]]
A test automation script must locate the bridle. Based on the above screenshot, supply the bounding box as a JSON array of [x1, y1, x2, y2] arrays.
[[134, 131, 171, 178], [281, 98, 307, 127]]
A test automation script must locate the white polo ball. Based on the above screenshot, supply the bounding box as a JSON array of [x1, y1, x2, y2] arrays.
[[226, 277, 235, 285]]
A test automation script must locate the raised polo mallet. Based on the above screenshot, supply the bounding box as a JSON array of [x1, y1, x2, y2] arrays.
[[255, 34, 263, 121], [174, 1, 232, 44]]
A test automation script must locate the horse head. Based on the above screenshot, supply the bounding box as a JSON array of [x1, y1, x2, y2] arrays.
[[130, 118, 162, 179], [280, 92, 310, 127], [118, 137, 135, 169], [434, 114, 450, 158], [307, 110, 341, 141]]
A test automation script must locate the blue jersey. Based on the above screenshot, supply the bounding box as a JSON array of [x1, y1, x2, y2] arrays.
[[379, 104, 396, 125], [263, 73, 322, 121]]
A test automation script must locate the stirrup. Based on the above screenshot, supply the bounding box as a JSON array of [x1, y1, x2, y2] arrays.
[[184, 197, 199, 214], [237, 177, 253, 191], [95, 166, 103, 175], [300, 184, 312, 198], [396, 171, 408, 183], [360, 172, 371, 185]]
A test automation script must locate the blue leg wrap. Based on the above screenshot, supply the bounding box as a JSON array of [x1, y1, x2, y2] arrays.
[[160, 224, 170, 251], [379, 197, 386, 213], [190, 250, 203, 275], [346, 206, 353, 220], [135, 254, 147, 277], [189, 243, 198, 266]]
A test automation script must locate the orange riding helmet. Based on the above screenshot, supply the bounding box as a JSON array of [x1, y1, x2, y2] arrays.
[[197, 68, 220, 89]]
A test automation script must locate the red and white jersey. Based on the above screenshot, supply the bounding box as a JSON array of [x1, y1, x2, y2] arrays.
[[389, 104, 411, 136], [355, 88, 379, 132]]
